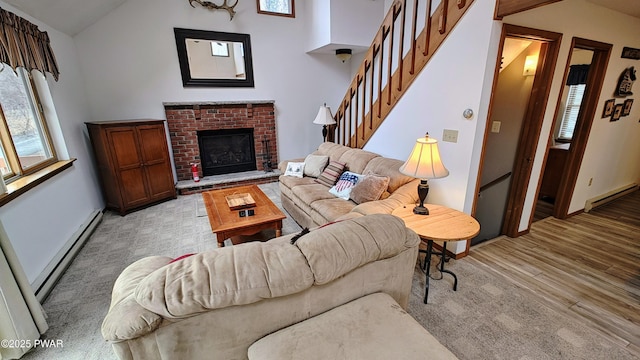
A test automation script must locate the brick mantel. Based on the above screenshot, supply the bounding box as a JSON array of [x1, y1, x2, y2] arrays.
[[164, 101, 277, 181]]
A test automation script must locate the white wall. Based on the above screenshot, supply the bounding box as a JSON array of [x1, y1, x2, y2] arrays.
[[504, 0, 640, 228], [330, 0, 384, 49], [307, 0, 331, 52], [365, 0, 499, 253], [0, 2, 104, 285], [74, 0, 375, 161]]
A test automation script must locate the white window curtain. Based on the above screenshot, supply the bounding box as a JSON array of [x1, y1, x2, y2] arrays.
[[0, 219, 48, 359]]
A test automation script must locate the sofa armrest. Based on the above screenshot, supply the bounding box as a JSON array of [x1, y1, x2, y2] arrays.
[[102, 256, 173, 341], [102, 295, 163, 342]]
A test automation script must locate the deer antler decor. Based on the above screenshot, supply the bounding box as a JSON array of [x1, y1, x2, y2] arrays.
[[188, 0, 239, 20]]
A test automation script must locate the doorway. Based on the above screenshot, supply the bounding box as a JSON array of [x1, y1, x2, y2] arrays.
[[544, 38, 612, 220], [472, 25, 562, 245], [534, 47, 594, 221]]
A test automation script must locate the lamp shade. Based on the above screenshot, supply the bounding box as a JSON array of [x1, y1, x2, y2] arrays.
[[313, 104, 336, 125], [399, 135, 449, 179]]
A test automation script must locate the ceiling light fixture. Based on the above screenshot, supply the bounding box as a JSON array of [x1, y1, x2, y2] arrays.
[[335, 49, 352, 63]]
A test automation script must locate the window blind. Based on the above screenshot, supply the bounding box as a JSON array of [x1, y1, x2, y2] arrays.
[[558, 84, 586, 140]]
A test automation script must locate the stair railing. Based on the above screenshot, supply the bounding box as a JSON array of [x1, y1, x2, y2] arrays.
[[329, 0, 474, 148]]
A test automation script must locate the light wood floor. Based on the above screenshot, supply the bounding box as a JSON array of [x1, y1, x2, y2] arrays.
[[469, 190, 640, 357]]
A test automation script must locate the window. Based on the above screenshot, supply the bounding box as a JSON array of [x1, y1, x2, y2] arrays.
[[211, 42, 229, 57], [0, 66, 57, 181], [557, 84, 585, 141], [257, 0, 295, 17]]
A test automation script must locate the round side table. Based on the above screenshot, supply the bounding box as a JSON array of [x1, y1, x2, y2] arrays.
[[392, 204, 480, 304]]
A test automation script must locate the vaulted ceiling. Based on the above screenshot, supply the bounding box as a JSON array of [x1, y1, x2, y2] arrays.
[[2, 0, 640, 37]]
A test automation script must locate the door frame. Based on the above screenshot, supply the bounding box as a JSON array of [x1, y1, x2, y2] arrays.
[[551, 38, 612, 219], [473, 24, 562, 241]]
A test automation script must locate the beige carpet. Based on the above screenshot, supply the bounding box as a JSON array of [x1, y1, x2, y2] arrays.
[[21, 182, 638, 359]]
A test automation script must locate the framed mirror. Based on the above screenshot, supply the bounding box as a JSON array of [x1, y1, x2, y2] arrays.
[[174, 28, 255, 87]]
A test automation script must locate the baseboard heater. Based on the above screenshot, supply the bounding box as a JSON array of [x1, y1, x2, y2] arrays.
[[584, 183, 638, 212], [33, 210, 103, 302]]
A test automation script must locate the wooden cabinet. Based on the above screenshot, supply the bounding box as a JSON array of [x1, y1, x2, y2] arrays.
[[86, 120, 176, 214]]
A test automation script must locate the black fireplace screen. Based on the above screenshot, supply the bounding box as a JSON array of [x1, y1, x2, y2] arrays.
[[197, 128, 257, 176]]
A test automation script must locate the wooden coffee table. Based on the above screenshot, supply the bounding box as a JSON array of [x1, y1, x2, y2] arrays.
[[202, 184, 286, 247]]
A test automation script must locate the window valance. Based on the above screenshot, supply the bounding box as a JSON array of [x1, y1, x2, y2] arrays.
[[0, 7, 59, 81], [565, 64, 589, 86]]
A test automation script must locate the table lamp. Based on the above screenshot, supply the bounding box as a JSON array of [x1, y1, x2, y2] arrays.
[[313, 103, 336, 142], [399, 133, 449, 215]]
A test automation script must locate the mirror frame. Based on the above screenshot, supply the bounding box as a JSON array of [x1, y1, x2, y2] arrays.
[[174, 28, 255, 87]]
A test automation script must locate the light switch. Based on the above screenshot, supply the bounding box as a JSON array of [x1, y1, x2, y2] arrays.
[[442, 129, 458, 143], [491, 121, 501, 133]]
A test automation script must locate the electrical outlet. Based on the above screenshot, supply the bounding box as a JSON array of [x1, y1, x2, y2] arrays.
[[442, 129, 458, 143], [491, 121, 501, 133]]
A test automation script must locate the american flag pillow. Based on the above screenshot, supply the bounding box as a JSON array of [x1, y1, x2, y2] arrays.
[[329, 171, 363, 200]]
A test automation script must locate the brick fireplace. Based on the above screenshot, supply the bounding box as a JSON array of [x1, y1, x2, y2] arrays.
[[164, 101, 278, 186]]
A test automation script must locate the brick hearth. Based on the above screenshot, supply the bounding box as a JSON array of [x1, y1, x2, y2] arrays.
[[164, 101, 278, 193]]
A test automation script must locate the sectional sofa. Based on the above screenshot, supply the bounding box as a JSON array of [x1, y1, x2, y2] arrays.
[[278, 142, 420, 229]]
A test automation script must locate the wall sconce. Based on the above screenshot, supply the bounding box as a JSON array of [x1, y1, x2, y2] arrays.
[[335, 49, 352, 63], [523, 54, 538, 76]]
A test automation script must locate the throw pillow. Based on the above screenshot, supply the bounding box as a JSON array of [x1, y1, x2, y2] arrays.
[[329, 171, 363, 200], [350, 173, 390, 204], [303, 154, 330, 178], [315, 160, 346, 187], [284, 161, 305, 178]]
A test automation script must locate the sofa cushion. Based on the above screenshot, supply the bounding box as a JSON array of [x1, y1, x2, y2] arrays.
[[363, 157, 415, 193], [295, 214, 413, 285], [315, 160, 346, 187], [314, 142, 352, 162], [349, 173, 390, 204], [292, 183, 335, 207], [338, 148, 379, 174], [135, 243, 314, 318], [284, 161, 305, 177], [351, 180, 420, 216], [328, 171, 363, 200], [303, 154, 329, 177], [309, 198, 358, 224], [279, 175, 317, 194], [248, 293, 459, 360]]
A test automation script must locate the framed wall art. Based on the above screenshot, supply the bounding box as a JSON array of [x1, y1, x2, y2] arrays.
[[611, 103, 623, 122], [602, 99, 615, 118], [622, 99, 633, 116]]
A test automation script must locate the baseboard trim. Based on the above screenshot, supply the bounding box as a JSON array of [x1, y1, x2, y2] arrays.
[[584, 183, 638, 212], [33, 210, 103, 302]]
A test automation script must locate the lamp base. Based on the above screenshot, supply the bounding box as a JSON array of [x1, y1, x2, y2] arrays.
[[414, 179, 430, 216], [413, 205, 430, 215]]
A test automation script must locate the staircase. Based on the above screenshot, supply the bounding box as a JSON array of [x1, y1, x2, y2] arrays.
[[329, 0, 475, 148]]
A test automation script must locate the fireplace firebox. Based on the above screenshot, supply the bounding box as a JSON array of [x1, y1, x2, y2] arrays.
[[197, 128, 257, 176]]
